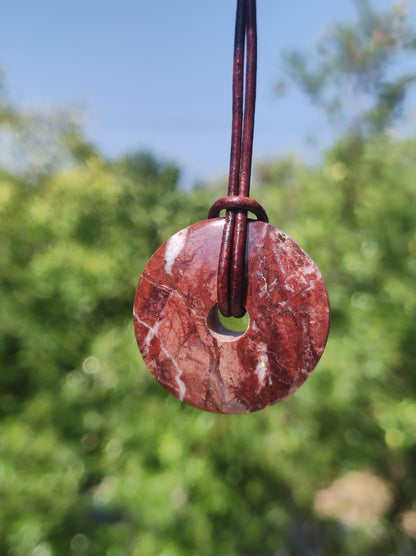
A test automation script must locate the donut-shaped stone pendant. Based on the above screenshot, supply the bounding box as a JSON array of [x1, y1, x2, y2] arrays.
[[133, 219, 330, 414]]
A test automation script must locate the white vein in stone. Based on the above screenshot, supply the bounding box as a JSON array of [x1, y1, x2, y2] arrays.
[[255, 344, 271, 388], [133, 308, 186, 401], [161, 346, 186, 401], [164, 229, 188, 276]]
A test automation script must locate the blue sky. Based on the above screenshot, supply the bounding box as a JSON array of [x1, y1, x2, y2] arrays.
[[1, 1, 415, 186]]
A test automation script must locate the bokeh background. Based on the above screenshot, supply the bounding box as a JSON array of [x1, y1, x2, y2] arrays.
[[1, 1, 416, 554]]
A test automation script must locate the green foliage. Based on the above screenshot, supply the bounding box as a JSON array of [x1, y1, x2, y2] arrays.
[[2, 114, 416, 555]]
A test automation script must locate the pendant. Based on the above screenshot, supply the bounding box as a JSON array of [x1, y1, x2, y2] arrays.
[[133, 218, 330, 414]]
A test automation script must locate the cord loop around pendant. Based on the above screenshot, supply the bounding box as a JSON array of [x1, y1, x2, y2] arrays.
[[208, 196, 268, 222]]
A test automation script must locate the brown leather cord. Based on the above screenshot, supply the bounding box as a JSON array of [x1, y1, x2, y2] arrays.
[[208, 0, 260, 318], [230, 0, 257, 318], [214, 0, 246, 319]]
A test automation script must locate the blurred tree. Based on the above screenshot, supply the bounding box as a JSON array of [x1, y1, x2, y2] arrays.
[[0, 70, 17, 125], [280, 0, 416, 137]]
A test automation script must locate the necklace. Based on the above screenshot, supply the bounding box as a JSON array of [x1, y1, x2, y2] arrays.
[[133, 0, 330, 414]]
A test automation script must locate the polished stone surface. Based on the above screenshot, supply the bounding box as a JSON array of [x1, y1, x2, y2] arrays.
[[134, 219, 330, 414]]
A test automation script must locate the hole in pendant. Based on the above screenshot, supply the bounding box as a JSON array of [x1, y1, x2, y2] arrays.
[[207, 304, 250, 341]]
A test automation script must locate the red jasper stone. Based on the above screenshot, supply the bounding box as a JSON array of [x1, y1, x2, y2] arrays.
[[133, 219, 330, 414]]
